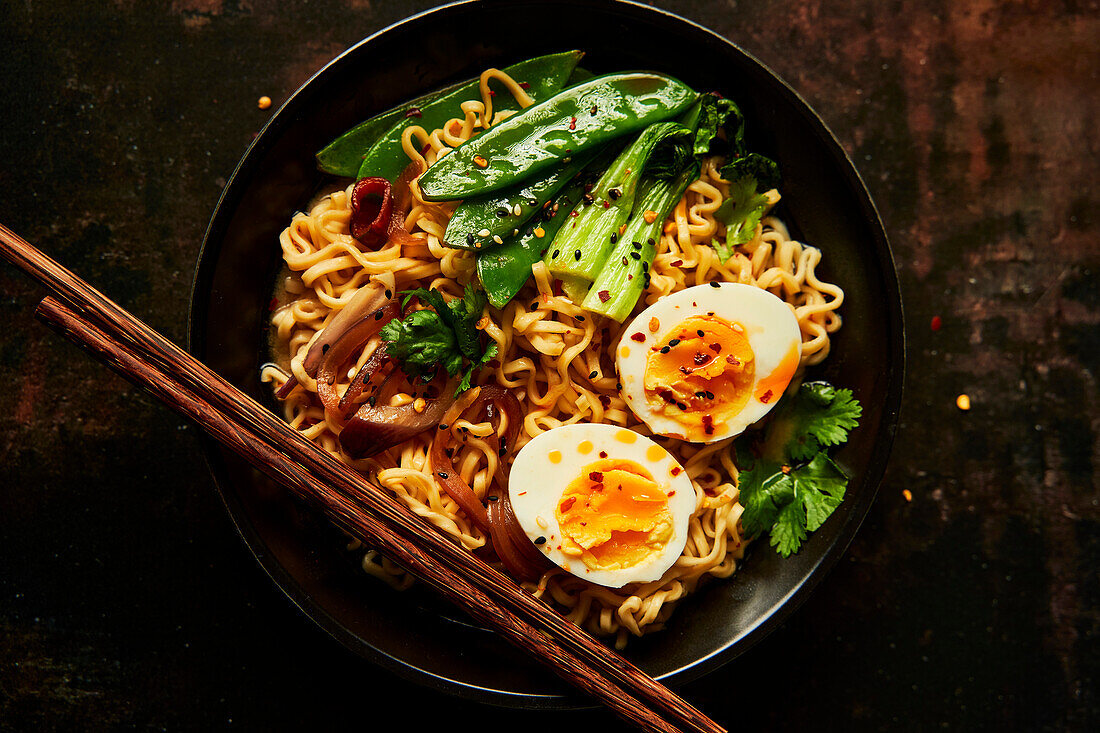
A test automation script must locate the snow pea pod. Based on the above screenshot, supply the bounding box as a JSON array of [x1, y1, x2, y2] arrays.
[[316, 79, 468, 177], [316, 51, 583, 179], [476, 178, 587, 309], [355, 51, 583, 183], [443, 148, 595, 251], [419, 72, 697, 201]]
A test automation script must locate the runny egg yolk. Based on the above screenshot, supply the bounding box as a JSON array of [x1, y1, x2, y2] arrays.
[[643, 315, 755, 436], [555, 459, 674, 572]]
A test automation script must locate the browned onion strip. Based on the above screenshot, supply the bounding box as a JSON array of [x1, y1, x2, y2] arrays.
[[338, 347, 391, 418], [315, 300, 400, 420], [302, 282, 393, 377], [339, 374, 456, 459], [429, 388, 492, 534]]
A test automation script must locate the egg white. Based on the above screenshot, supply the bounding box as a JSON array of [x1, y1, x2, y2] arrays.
[[615, 282, 802, 443], [508, 423, 696, 589]]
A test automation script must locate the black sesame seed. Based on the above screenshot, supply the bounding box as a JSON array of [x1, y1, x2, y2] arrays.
[[669, 338, 681, 346], [496, 207, 510, 218], [646, 237, 655, 247], [437, 471, 449, 479], [632, 241, 641, 250], [534, 536, 547, 545], [608, 187, 622, 200], [321, 343, 330, 354], [439, 424, 448, 430], [660, 346, 671, 354], [466, 232, 475, 246], [498, 447, 507, 456], [552, 249, 560, 258], [710, 281, 721, 287], [589, 370, 598, 379], [610, 233, 618, 243], [576, 315, 585, 321], [697, 329, 705, 337], [705, 391, 715, 399], [488, 495, 498, 502], [622, 256, 629, 266], [575, 250, 582, 260], [630, 252, 641, 260], [374, 309, 384, 320]]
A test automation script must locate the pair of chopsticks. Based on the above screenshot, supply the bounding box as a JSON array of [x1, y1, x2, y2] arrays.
[[0, 222, 725, 733]]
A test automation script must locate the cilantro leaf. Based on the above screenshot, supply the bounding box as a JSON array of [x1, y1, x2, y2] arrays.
[[770, 499, 808, 557], [736, 381, 861, 557], [713, 153, 781, 256], [768, 382, 863, 462], [380, 309, 463, 381], [735, 450, 791, 538], [793, 454, 847, 532], [383, 283, 494, 394]]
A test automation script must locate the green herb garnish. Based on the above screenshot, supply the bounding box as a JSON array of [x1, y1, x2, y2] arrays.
[[711, 153, 781, 262], [737, 382, 862, 557], [381, 283, 497, 394]]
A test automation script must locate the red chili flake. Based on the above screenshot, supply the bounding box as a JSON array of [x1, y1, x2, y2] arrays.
[[710, 342, 722, 353], [588, 471, 604, 482], [571, 210, 579, 218], [602, 200, 610, 208], [702, 415, 715, 435], [760, 389, 774, 404], [519, 81, 531, 90], [668, 490, 677, 496], [726, 355, 740, 365], [421, 143, 431, 154], [931, 315, 942, 331], [404, 107, 422, 118], [671, 259, 683, 267], [599, 451, 608, 458], [488, 90, 496, 97], [518, 491, 527, 496], [569, 116, 577, 130], [631, 332, 646, 342], [671, 467, 682, 477], [559, 496, 576, 513], [552, 279, 565, 297], [598, 290, 611, 303], [598, 394, 611, 407], [693, 353, 708, 365]]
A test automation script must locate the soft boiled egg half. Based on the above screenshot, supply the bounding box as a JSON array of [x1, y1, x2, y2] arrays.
[[508, 423, 695, 589], [616, 282, 802, 443]]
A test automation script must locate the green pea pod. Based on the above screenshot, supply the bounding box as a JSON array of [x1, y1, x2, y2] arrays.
[[443, 149, 596, 250], [418, 72, 697, 201], [355, 51, 584, 183], [476, 178, 587, 309], [315, 77, 470, 177]]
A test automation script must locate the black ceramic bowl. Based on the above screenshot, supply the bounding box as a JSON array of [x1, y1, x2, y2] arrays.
[[188, 0, 903, 708]]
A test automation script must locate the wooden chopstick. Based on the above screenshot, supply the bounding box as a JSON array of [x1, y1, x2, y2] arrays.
[[34, 295, 682, 732], [0, 223, 725, 733]]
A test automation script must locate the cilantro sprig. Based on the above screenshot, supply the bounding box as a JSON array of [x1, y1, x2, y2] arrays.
[[737, 382, 862, 557], [381, 283, 497, 394]]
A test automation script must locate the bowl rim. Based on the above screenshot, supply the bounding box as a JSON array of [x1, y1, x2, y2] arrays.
[[187, 0, 905, 707]]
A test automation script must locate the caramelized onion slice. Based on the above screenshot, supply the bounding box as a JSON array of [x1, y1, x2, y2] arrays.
[[315, 299, 400, 419], [339, 376, 456, 459], [303, 281, 393, 378]]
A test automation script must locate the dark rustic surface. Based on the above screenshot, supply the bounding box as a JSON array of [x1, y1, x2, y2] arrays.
[[0, 0, 1096, 730]]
